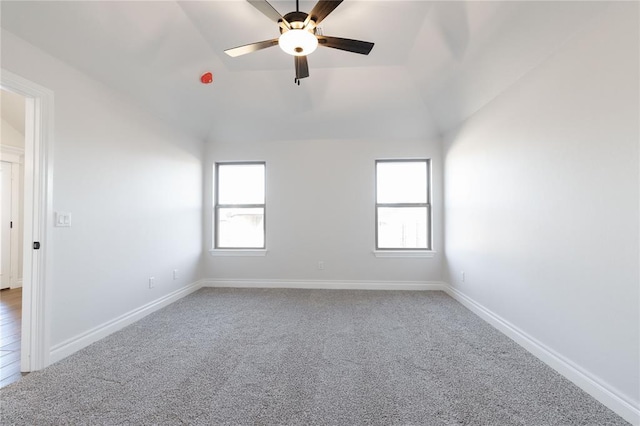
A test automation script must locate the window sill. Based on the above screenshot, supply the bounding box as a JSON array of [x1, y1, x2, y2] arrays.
[[373, 250, 436, 258], [209, 249, 268, 257]]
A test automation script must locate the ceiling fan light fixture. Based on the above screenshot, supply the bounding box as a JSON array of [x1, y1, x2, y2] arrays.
[[279, 29, 318, 56]]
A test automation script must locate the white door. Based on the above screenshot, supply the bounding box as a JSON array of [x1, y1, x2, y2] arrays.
[[1, 161, 12, 289]]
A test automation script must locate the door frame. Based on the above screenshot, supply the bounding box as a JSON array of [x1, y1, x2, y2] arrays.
[[0, 69, 54, 372]]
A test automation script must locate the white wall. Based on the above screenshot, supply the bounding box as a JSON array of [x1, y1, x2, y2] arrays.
[[1, 100, 26, 282], [203, 137, 443, 284], [443, 1, 639, 416], [1, 30, 204, 349], [1, 108, 26, 286]]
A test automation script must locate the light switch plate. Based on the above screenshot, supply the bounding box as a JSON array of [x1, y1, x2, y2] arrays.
[[55, 212, 72, 227]]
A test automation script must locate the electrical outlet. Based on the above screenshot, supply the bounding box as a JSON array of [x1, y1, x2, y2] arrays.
[[461, 271, 465, 282], [149, 277, 155, 289], [173, 269, 178, 280], [317, 261, 325, 270]]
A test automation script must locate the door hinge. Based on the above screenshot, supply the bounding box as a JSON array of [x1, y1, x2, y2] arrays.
[[33, 241, 40, 250], [10, 221, 13, 229]]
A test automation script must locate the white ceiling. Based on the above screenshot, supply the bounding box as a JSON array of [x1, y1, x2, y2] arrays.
[[0, 1, 608, 141]]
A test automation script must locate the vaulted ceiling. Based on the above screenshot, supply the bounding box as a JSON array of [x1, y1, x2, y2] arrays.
[[0, 1, 608, 142]]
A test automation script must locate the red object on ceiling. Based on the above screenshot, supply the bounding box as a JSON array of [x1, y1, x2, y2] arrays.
[[200, 72, 213, 84]]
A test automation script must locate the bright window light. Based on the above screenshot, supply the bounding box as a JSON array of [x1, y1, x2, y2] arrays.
[[215, 163, 265, 249], [376, 160, 430, 250]]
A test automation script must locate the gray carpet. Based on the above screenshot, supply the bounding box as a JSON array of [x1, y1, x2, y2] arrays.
[[0, 288, 629, 425]]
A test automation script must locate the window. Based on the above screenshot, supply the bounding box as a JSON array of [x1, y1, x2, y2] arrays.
[[214, 162, 265, 249], [376, 159, 430, 250]]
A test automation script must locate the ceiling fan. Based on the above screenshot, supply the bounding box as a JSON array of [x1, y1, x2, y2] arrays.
[[224, 0, 374, 85]]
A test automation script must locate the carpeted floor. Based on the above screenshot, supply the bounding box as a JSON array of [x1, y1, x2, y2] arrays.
[[0, 288, 629, 425]]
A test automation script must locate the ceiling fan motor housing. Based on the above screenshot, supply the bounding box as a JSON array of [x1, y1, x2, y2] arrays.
[[279, 11, 314, 32]]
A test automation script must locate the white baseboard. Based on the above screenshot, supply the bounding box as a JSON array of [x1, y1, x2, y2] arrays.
[[49, 280, 204, 364], [202, 278, 448, 291], [10, 279, 23, 289], [442, 283, 640, 426]]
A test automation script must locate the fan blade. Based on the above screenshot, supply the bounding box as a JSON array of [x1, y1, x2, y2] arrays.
[[317, 36, 374, 55], [305, 0, 343, 26], [224, 39, 279, 57], [247, 0, 290, 28], [295, 55, 310, 79]]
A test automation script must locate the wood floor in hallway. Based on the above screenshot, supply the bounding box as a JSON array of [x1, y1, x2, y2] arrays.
[[0, 287, 26, 388]]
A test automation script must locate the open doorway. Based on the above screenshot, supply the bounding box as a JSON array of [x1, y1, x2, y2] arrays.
[[0, 69, 53, 382], [0, 88, 26, 386]]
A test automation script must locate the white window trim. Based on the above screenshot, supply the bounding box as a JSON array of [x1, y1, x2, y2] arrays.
[[209, 249, 268, 257], [373, 250, 436, 258], [375, 159, 432, 251]]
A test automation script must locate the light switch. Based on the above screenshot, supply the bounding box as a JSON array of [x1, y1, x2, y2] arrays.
[[55, 212, 71, 227]]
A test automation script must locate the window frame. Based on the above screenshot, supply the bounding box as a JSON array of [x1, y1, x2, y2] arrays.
[[213, 161, 266, 250], [375, 159, 431, 251]]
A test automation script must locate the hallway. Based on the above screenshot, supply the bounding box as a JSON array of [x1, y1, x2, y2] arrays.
[[0, 287, 25, 387]]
